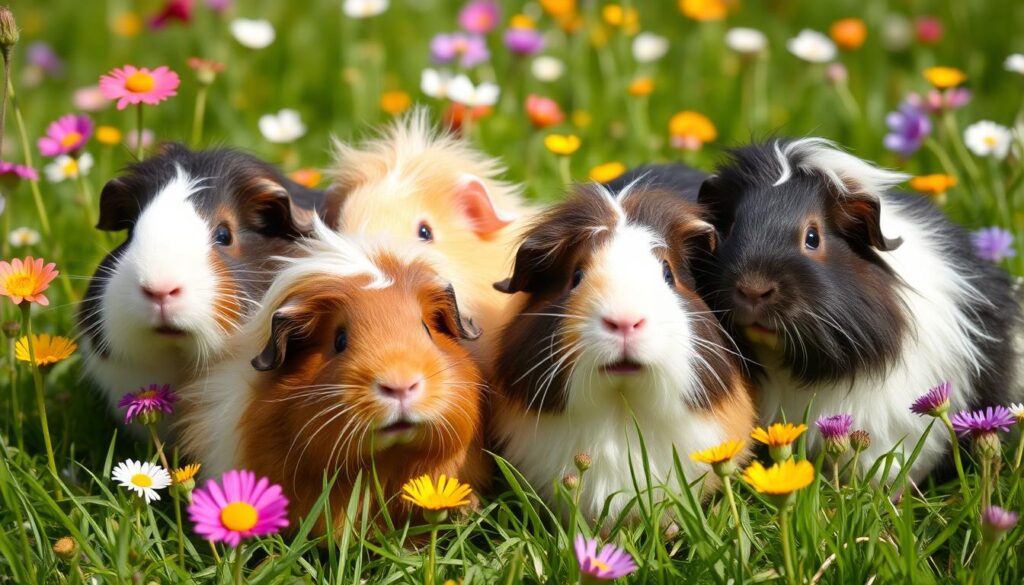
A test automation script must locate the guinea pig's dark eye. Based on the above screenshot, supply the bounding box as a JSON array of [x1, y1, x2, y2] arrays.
[[570, 268, 584, 290], [417, 221, 433, 243], [214, 223, 232, 246], [334, 328, 348, 353], [804, 226, 821, 250], [662, 260, 674, 286]]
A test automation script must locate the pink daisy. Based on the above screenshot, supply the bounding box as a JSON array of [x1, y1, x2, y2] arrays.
[[574, 534, 638, 580], [117, 383, 177, 425], [37, 114, 92, 157], [188, 470, 289, 547], [0, 257, 59, 306], [99, 65, 180, 110], [0, 162, 39, 183]]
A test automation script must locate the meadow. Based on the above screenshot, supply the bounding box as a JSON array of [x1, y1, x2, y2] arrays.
[[0, 0, 1023, 583]]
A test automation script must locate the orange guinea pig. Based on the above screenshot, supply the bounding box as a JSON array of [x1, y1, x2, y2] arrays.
[[327, 109, 540, 371], [177, 222, 489, 532]]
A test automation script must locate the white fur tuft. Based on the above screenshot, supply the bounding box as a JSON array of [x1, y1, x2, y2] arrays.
[[773, 138, 910, 197]]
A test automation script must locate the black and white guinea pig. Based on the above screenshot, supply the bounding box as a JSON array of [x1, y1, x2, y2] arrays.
[[695, 138, 1024, 481], [78, 144, 336, 427], [491, 183, 755, 524]]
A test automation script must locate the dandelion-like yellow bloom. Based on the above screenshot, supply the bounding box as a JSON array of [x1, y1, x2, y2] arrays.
[[669, 111, 717, 150], [628, 77, 655, 96], [540, 0, 575, 18], [510, 14, 535, 29], [589, 162, 626, 183], [544, 134, 581, 156], [690, 439, 746, 465], [910, 174, 957, 195], [602, 4, 639, 32], [172, 463, 201, 484], [96, 126, 123, 146], [923, 66, 967, 89], [402, 474, 473, 511], [15, 334, 76, 366], [751, 422, 807, 446], [679, 0, 732, 22], [380, 91, 412, 116], [743, 459, 815, 495]]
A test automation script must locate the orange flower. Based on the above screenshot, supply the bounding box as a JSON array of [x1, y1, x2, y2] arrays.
[[679, 0, 732, 22], [0, 257, 58, 306], [830, 18, 867, 51], [669, 111, 717, 151], [628, 77, 655, 96], [289, 168, 322, 188], [910, 174, 957, 195], [526, 95, 564, 128], [589, 162, 626, 183], [923, 67, 967, 89], [510, 14, 535, 29], [540, 0, 575, 18], [380, 90, 412, 116], [601, 4, 639, 34]]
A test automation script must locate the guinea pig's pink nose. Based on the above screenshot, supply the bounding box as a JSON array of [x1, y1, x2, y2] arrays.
[[141, 284, 183, 305], [735, 282, 776, 308], [601, 316, 647, 335], [377, 378, 424, 402]]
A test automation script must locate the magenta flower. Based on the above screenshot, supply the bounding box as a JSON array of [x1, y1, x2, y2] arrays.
[[0, 162, 39, 183], [951, 406, 1016, 437], [910, 381, 951, 417], [459, 0, 499, 34], [117, 384, 177, 425], [574, 534, 637, 580], [909, 88, 971, 114], [149, 0, 193, 29], [99, 65, 181, 110], [884, 101, 931, 157], [982, 506, 1019, 534], [816, 414, 853, 440], [188, 470, 289, 547], [505, 27, 545, 56], [972, 227, 1016, 263], [430, 33, 490, 68], [37, 114, 92, 157]]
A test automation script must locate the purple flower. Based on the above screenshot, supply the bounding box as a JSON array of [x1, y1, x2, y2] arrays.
[[504, 27, 545, 56], [910, 381, 951, 416], [117, 384, 177, 425], [951, 406, 1015, 437], [430, 33, 490, 68], [206, 0, 232, 13], [982, 505, 1019, 534], [816, 414, 853, 440], [884, 101, 931, 157], [0, 162, 39, 182], [574, 534, 638, 580], [26, 42, 63, 75], [972, 227, 1016, 262], [37, 114, 93, 157], [458, 0, 499, 34]]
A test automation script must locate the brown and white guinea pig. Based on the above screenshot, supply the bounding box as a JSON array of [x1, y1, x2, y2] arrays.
[[327, 108, 538, 370], [177, 221, 489, 532], [695, 138, 1024, 481], [78, 144, 335, 429], [490, 182, 755, 524]]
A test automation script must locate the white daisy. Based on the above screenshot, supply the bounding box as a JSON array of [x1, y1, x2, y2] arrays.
[[9, 227, 40, 248], [343, 0, 389, 18], [1005, 54, 1024, 75], [632, 32, 669, 63], [446, 74, 500, 108], [725, 27, 768, 56], [421, 68, 453, 99], [1009, 403, 1024, 422], [531, 56, 565, 82], [111, 459, 171, 503], [230, 18, 276, 50], [44, 153, 93, 183], [258, 109, 307, 144], [964, 121, 1012, 159], [786, 29, 836, 63]]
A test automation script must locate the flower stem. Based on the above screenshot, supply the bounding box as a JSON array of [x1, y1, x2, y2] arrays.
[[135, 104, 145, 161], [426, 524, 439, 585], [558, 155, 571, 185], [849, 450, 861, 490], [191, 86, 208, 146], [147, 424, 170, 470], [209, 540, 221, 564], [939, 413, 970, 501], [8, 333, 22, 452], [233, 546, 244, 585], [980, 456, 992, 510], [831, 457, 840, 490], [0, 49, 11, 164], [722, 475, 742, 544], [21, 303, 59, 496], [73, 157, 97, 230], [1013, 432, 1024, 471], [172, 488, 186, 571], [7, 78, 51, 236], [779, 507, 797, 585]]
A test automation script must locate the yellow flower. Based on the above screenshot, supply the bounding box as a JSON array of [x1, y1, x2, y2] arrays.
[[910, 174, 957, 195], [690, 439, 746, 465], [171, 463, 201, 484], [679, 0, 732, 22], [628, 77, 655, 96], [830, 18, 867, 51], [743, 459, 815, 495], [96, 126, 123, 146], [602, 4, 639, 32], [111, 11, 141, 38], [589, 162, 627, 183], [751, 423, 807, 446], [380, 90, 412, 116], [668, 111, 717, 150], [923, 66, 967, 89], [540, 0, 575, 18], [544, 134, 581, 156], [401, 474, 473, 511], [510, 14, 535, 29], [15, 334, 77, 366]]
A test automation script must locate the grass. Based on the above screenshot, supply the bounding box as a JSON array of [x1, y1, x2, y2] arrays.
[[0, 0, 1022, 582]]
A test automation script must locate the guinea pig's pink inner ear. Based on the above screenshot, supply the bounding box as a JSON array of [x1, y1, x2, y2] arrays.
[[454, 175, 517, 240]]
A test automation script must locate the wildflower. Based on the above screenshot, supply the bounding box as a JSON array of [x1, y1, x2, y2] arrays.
[[914, 16, 943, 45], [817, 414, 853, 445], [544, 134, 581, 156], [690, 439, 745, 477], [230, 18, 275, 49], [430, 32, 490, 68], [172, 463, 201, 485], [0, 162, 39, 186], [459, 0, 499, 34], [726, 27, 768, 56], [380, 90, 412, 116], [117, 384, 177, 425], [258, 109, 307, 144], [44, 153, 94, 183], [787, 29, 837, 63], [442, 103, 492, 130], [37, 114, 92, 157], [882, 14, 912, 51], [752, 422, 806, 462], [15, 334, 76, 366], [589, 162, 626, 183], [126, 129, 155, 152], [923, 66, 966, 90], [91, 127, 122, 148], [668, 111, 716, 151], [504, 27, 545, 56], [1006, 54, 1024, 75], [526, 95, 564, 128], [52, 536, 77, 561], [912, 87, 972, 114], [402, 474, 472, 522], [910, 174, 957, 197], [343, 0, 389, 18], [99, 65, 180, 110], [910, 381, 952, 416], [850, 430, 870, 451], [601, 4, 639, 33], [825, 63, 848, 85], [679, 0, 730, 22], [561, 473, 579, 490], [981, 506, 1019, 542], [743, 459, 815, 499], [1009, 403, 1024, 423], [112, 11, 143, 37], [574, 534, 638, 580], [421, 68, 453, 99], [830, 18, 866, 51], [574, 452, 592, 472], [187, 57, 225, 86], [964, 121, 1012, 159], [539, 0, 575, 18], [72, 86, 109, 112], [627, 77, 654, 96], [884, 101, 930, 157], [289, 168, 322, 188], [446, 75, 500, 107], [112, 459, 171, 503], [632, 32, 669, 63], [531, 56, 565, 82], [149, 0, 192, 29], [207, 0, 232, 14], [952, 405, 1016, 435], [188, 470, 289, 546], [0, 257, 58, 306], [26, 42, 62, 76]]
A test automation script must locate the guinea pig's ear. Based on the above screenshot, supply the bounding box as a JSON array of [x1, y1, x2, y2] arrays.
[[454, 175, 517, 239], [830, 191, 903, 252], [684, 219, 718, 254], [432, 284, 482, 340], [252, 309, 300, 371], [245, 179, 317, 239], [696, 174, 734, 230], [97, 177, 140, 231]]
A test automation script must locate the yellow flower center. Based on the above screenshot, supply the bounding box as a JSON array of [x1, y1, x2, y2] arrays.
[[5, 273, 35, 297], [984, 135, 997, 147], [588, 557, 611, 572], [60, 132, 83, 148], [62, 158, 79, 177], [131, 473, 153, 488], [221, 502, 259, 532], [136, 390, 158, 400], [125, 71, 156, 93]]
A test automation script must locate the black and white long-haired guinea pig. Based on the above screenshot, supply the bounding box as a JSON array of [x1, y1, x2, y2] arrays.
[[697, 138, 1024, 481], [79, 144, 334, 427], [491, 183, 755, 524]]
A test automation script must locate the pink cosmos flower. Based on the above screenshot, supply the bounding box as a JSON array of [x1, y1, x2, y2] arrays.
[[0, 162, 39, 183], [117, 384, 177, 425], [188, 470, 289, 547], [459, 0, 500, 34], [99, 65, 181, 110], [37, 114, 92, 157], [574, 534, 638, 580]]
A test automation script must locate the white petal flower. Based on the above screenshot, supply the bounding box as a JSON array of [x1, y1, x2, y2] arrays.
[[343, 0, 389, 18], [1005, 53, 1024, 75], [44, 153, 93, 183], [259, 109, 307, 144], [786, 29, 836, 63], [531, 56, 565, 82], [1009, 402, 1024, 421], [446, 74, 500, 108], [725, 27, 768, 55], [111, 459, 171, 503], [9, 227, 40, 248], [421, 68, 452, 99], [632, 32, 669, 63], [964, 121, 1012, 160], [230, 18, 276, 50]]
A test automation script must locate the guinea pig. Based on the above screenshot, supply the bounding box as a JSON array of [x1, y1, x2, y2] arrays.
[[177, 222, 489, 532], [79, 144, 334, 429], [490, 182, 756, 524], [696, 138, 1024, 481], [327, 108, 539, 371]]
